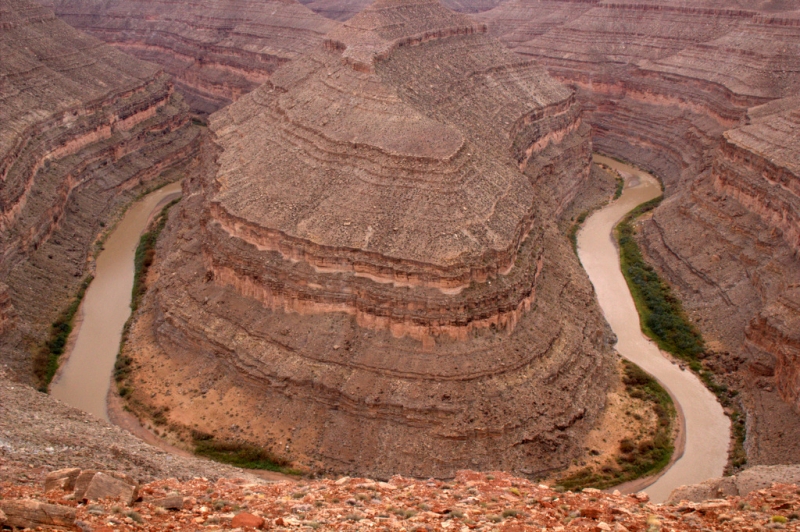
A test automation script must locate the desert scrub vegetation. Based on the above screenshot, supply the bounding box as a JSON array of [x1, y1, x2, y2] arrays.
[[616, 194, 747, 471], [191, 431, 302, 475], [114, 199, 179, 406], [568, 210, 590, 253], [616, 197, 705, 359], [557, 360, 675, 491], [34, 275, 94, 391]]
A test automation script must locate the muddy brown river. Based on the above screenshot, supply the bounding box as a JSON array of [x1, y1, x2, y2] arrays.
[[50, 182, 182, 421], [577, 155, 729, 502]]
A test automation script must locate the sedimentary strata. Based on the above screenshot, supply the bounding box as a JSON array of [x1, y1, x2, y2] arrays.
[[297, 0, 506, 22], [477, 0, 800, 463], [39, 0, 339, 114], [0, 0, 199, 383], [124, 0, 614, 479]]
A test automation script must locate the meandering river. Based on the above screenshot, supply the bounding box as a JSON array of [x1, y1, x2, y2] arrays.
[[577, 155, 729, 502], [50, 182, 182, 422], [50, 158, 728, 498]]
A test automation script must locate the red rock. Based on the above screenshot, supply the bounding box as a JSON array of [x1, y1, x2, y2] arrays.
[[0, 500, 76, 529], [275, 516, 286, 526], [232, 512, 265, 528], [44, 468, 81, 492], [581, 507, 602, 519]]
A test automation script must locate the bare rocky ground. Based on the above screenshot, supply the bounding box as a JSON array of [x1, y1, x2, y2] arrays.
[[0, 368, 263, 485], [2, 468, 800, 531]]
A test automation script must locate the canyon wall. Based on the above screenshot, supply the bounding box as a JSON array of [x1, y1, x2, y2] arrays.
[[297, 0, 506, 22], [38, 0, 339, 115], [0, 0, 200, 384], [477, 0, 800, 463], [121, 0, 616, 479]]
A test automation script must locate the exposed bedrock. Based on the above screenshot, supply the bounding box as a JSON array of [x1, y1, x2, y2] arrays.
[[296, 0, 507, 22], [475, 0, 800, 461], [0, 0, 200, 383], [38, 0, 339, 114], [129, 0, 615, 478]]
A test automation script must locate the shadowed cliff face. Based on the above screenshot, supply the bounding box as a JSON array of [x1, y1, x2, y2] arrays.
[[477, 0, 800, 463], [36, 0, 339, 115], [0, 0, 201, 384], [121, 0, 616, 479]]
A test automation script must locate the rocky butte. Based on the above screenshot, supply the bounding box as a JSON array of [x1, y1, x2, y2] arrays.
[[38, 0, 339, 114], [476, 0, 800, 465], [0, 0, 200, 386], [118, 0, 618, 479]]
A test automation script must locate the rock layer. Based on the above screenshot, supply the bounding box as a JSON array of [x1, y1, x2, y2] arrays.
[[39, 0, 339, 114], [0, 0, 200, 383], [297, 0, 506, 22], [477, 0, 800, 463], [127, 0, 614, 479]]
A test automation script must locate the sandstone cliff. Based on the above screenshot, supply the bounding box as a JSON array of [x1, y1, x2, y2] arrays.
[[39, 0, 339, 114], [120, 0, 616, 479], [297, 0, 506, 22], [0, 0, 200, 384], [477, 0, 800, 464]]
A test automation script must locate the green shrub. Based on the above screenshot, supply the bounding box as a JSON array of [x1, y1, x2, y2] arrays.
[[192, 436, 300, 474], [34, 275, 94, 390], [615, 194, 747, 473]]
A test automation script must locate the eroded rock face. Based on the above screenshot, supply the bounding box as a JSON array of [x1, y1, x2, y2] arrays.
[[478, 0, 800, 462], [297, 0, 506, 22], [130, 0, 614, 478], [0, 0, 200, 383], [39, 0, 339, 114]]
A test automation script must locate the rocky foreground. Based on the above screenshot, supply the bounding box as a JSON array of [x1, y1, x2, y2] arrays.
[[2, 468, 800, 531]]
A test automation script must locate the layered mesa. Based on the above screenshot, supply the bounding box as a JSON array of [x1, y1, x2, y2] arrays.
[[478, 0, 800, 462], [0, 0, 199, 383], [130, 0, 614, 478], [39, 0, 339, 114]]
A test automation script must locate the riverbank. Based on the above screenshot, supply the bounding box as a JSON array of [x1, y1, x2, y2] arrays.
[[50, 183, 183, 421], [577, 155, 729, 502]]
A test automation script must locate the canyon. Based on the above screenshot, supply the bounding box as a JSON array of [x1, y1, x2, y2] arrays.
[[476, 0, 800, 466], [115, 0, 618, 480], [0, 0, 798, 497], [0, 0, 200, 386], [38, 0, 339, 115]]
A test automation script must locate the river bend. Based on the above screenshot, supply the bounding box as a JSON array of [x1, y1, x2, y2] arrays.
[[577, 155, 729, 503], [51, 182, 182, 422]]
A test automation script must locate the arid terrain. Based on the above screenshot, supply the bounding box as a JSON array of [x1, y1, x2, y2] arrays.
[[38, 0, 339, 115], [477, 0, 800, 466], [117, 0, 619, 480], [0, 0, 799, 514], [0, 0, 200, 386]]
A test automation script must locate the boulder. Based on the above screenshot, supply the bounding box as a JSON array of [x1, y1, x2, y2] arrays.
[[74, 470, 99, 500], [83, 472, 139, 505], [45, 467, 82, 492], [0, 500, 76, 529], [231, 512, 265, 528], [151, 493, 185, 510]]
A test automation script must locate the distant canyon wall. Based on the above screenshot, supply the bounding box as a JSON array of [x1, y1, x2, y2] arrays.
[[38, 0, 339, 115]]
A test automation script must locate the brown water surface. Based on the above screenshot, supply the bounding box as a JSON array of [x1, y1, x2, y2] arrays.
[[50, 183, 182, 421], [578, 155, 729, 502]]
